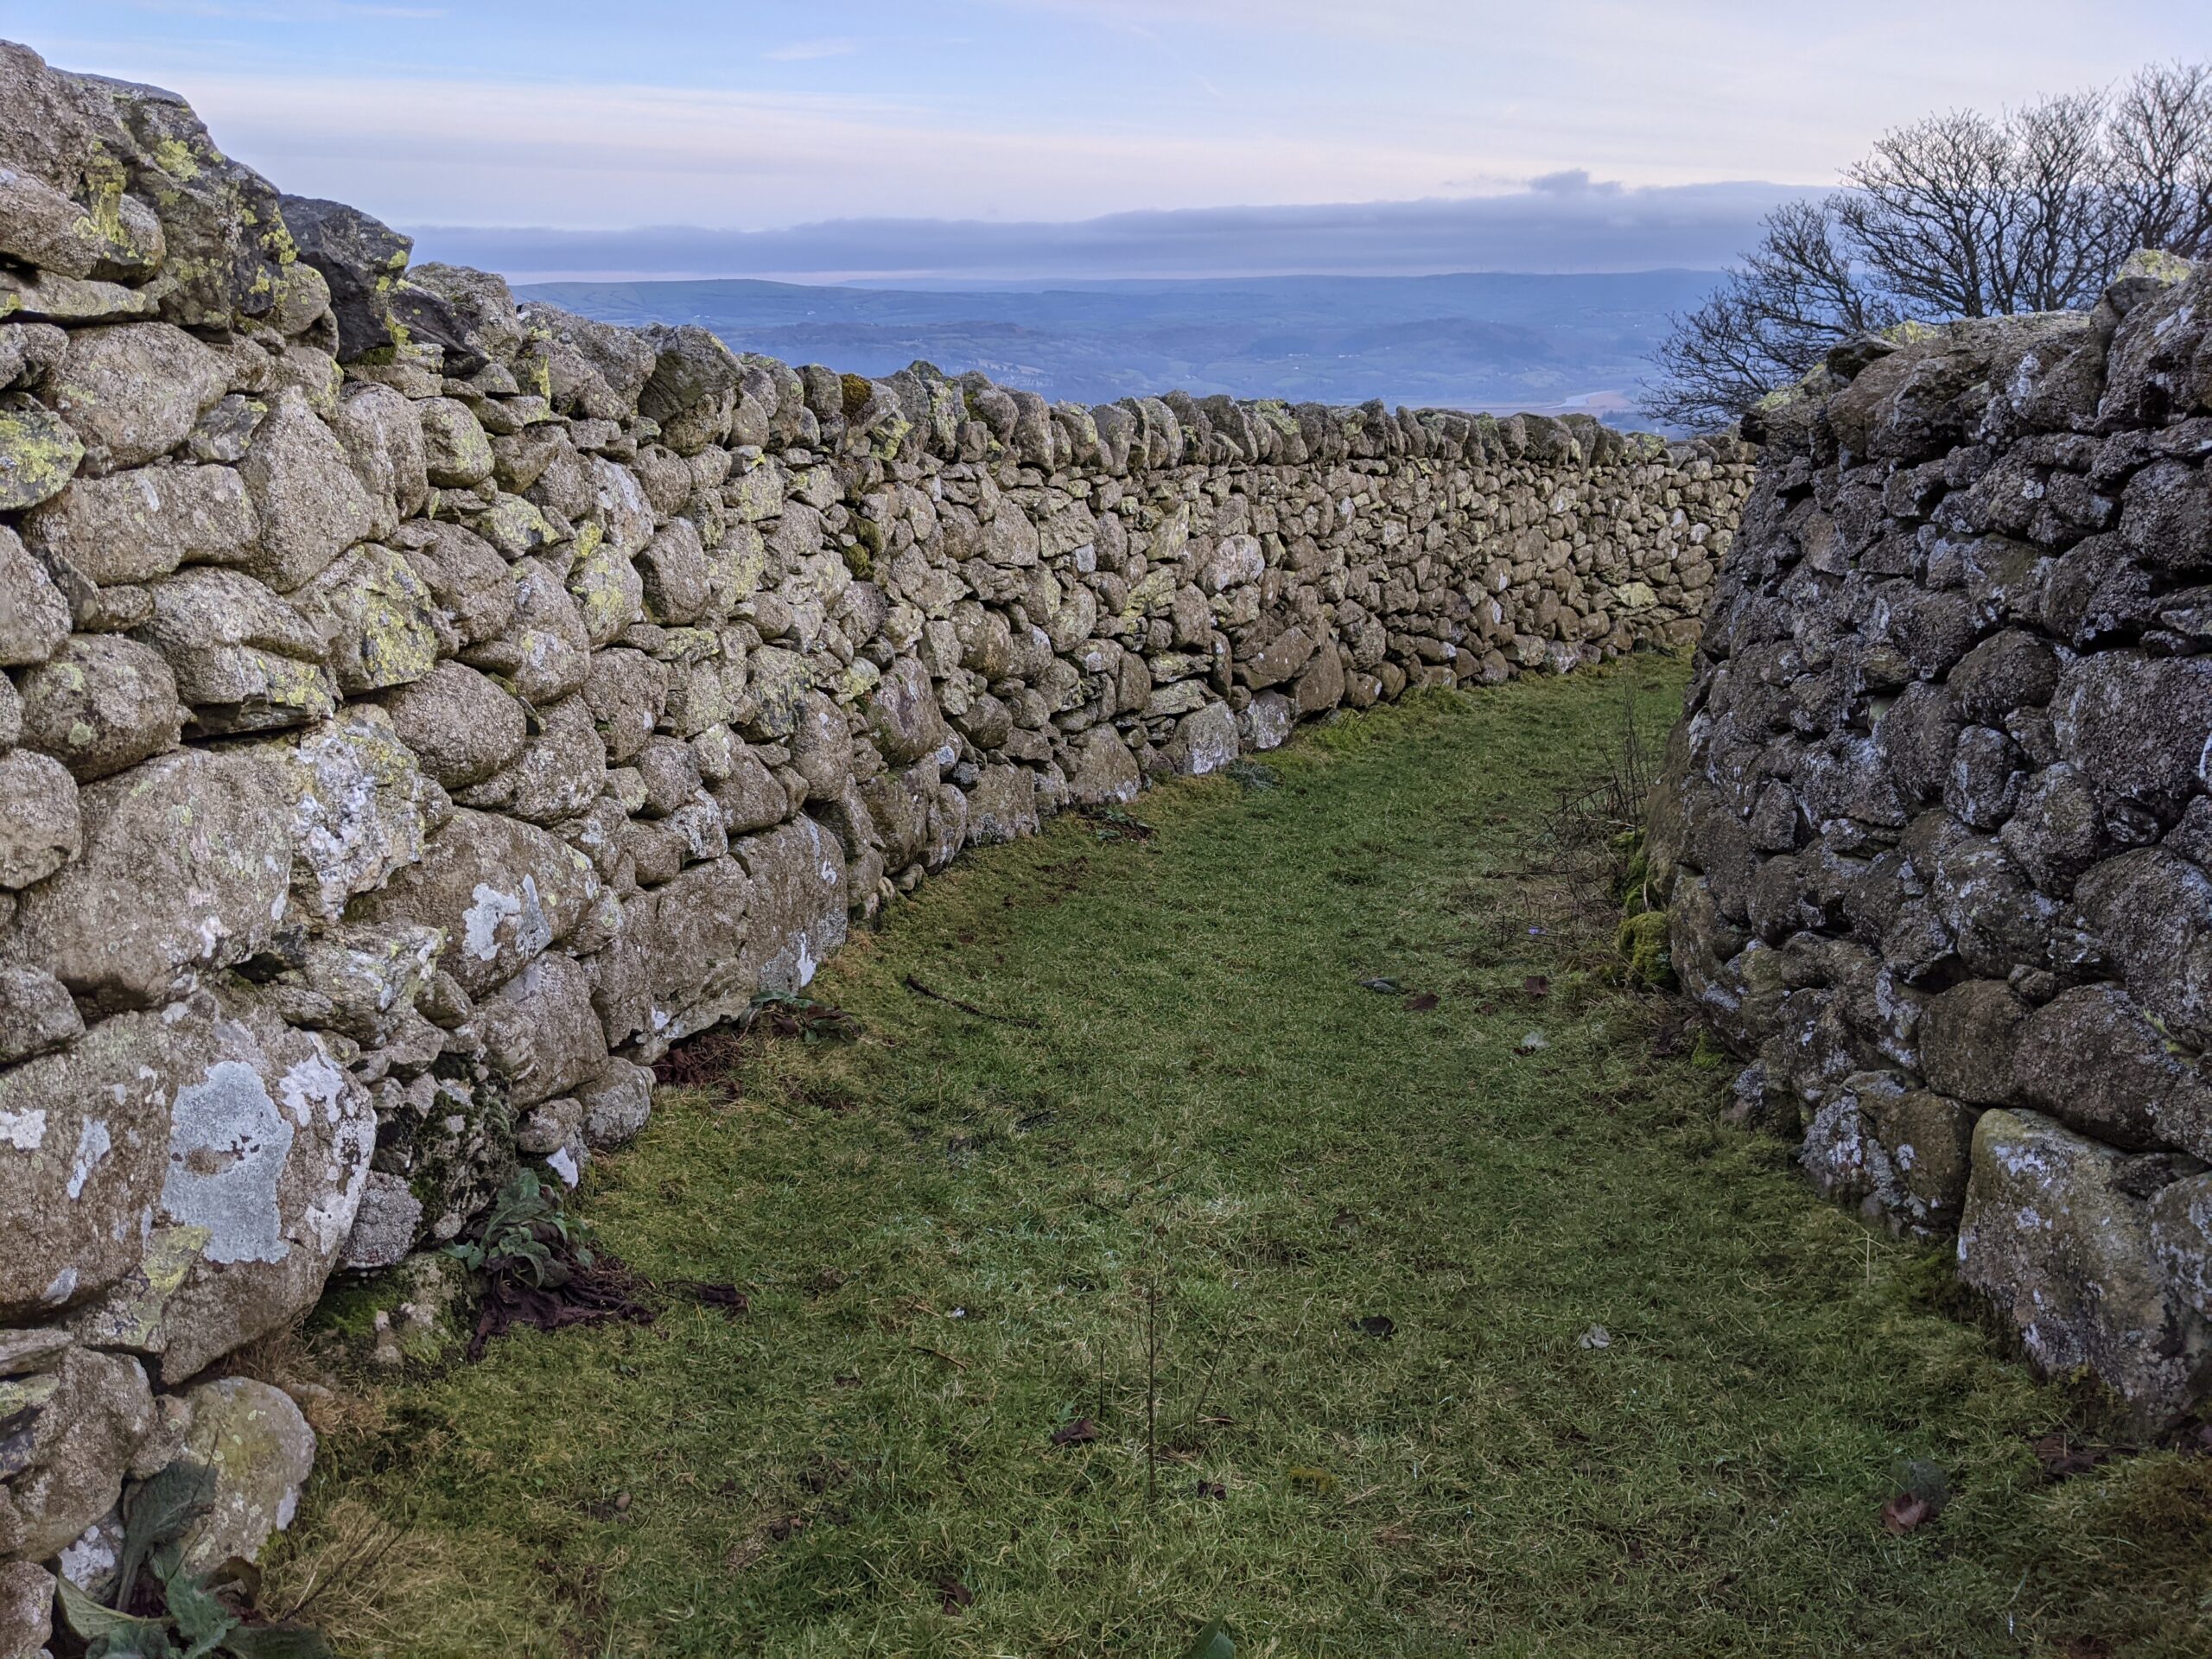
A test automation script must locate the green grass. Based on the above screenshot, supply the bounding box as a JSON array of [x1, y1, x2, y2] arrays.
[[278, 659, 2212, 1657]]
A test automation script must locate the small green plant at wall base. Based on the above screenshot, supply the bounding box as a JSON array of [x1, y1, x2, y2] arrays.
[[447, 1169, 591, 1290], [55, 1460, 334, 1658]]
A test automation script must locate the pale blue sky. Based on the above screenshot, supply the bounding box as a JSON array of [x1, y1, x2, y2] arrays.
[[9, 1, 2210, 276]]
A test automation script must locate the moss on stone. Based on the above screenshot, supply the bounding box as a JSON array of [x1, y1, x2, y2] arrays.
[[1615, 907, 1674, 989]]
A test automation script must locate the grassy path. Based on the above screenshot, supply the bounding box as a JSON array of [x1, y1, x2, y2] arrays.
[[283, 660, 2209, 1656]]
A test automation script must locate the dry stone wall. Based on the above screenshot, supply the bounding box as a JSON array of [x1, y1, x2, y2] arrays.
[[0, 39, 1748, 1636], [1649, 250, 2212, 1433]]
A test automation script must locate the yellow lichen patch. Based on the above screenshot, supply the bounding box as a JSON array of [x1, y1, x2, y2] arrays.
[[149, 135, 203, 181]]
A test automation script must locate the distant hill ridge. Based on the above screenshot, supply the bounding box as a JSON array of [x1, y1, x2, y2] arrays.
[[514, 270, 1719, 420]]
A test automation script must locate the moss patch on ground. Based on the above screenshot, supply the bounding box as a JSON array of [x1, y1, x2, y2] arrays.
[[276, 658, 2212, 1657]]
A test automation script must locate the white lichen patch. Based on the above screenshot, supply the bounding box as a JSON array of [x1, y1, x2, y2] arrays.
[[277, 1050, 348, 1127], [161, 1058, 296, 1265], [463, 874, 550, 964], [67, 1116, 111, 1198], [0, 1106, 47, 1151]]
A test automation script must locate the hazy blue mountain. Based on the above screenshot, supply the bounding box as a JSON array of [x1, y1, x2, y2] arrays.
[[512, 271, 1722, 423]]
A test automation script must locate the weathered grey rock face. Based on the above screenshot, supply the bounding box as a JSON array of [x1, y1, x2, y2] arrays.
[[13, 632, 182, 780], [23, 463, 258, 588], [0, 748, 79, 889], [0, 1559, 54, 1658], [0, 34, 1751, 1588], [238, 390, 377, 594], [0, 1009, 175, 1320], [351, 809, 599, 997], [48, 321, 230, 474], [2, 1347, 155, 1561], [1961, 1111, 2209, 1432], [172, 1376, 315, 1575], [1654, 252, 2212, 1425], [6, 747, 288, 1008], [0, 526, 69, 665]]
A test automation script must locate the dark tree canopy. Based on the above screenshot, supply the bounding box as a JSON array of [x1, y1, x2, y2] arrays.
[[1643, 62, 2212, 432]]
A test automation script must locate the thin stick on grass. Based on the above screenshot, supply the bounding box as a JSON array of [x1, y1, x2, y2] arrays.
[[1144, 1276, 1161, 1509], [900, 974, 1040, 1027]]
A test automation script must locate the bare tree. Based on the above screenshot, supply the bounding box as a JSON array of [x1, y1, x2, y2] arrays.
[[2111, 61, 2212, 257], [1642, 200, 1897, 431], [1643, 62, 2212, 431]]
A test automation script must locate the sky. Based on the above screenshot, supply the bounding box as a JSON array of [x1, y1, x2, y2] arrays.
[[9, 1, 2210, 281]]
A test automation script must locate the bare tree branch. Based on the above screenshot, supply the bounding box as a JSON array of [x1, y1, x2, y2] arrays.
[[1643, 62, 2212, 432]]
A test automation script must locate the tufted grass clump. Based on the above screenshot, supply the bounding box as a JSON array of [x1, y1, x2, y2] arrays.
[[271, 658, 2212, 1657]]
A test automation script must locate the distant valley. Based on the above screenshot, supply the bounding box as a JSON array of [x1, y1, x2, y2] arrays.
[[512, 271, 1721, 426]]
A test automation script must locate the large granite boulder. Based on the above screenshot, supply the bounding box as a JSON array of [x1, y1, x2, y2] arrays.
[[351, 808, 601, 997], [3, 746, 289, 1009], [1960, 1109, 2210, 1432], [172, 1376, 316, 1576], [12, 632, 183, 781]]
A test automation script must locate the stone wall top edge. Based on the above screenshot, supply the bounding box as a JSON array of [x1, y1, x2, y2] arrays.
[[0, 37, 1745, 486]]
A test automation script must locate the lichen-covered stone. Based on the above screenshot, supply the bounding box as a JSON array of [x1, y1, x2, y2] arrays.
[[21, 461, 257, 586], [142, 999, 374, 1382], [292, 541, 442, 694], [0, 1560, 53, 1658], [0, 1347, 154, 1561], [0, 524, 69, 665], [0, 1005, 179, 1320], [132, 565, 333, 734], [1960, 1109, 2209, 1431], [577, 1058, 653, 1148], [0, 963, 80, 1065], [172, 1376, 316, 1575], [253, 709, 429, 923], [866, 655, 949, 765], [470, 952, 606, 1109], [732, 817, 843, 995], [340, 1170, 423, 1271], [1799, 1070, 1975, 1232], [378, 658, 527, 789], [416, 396, 494, 488], [0, 748, 80, 890], [3, 745, 288, 1007], [0, 397, 81, 511], [13, 632, 182, 780], [266, 921, 442, 1046], [2013, 985, 2211, 1155], [461, 554, 590, 704], [1166, 702, 1240, 777], [350, 808, 600, 997], [282, 194, 410, 360], [48, 321, 229, 474], [237, 389, 376, 593]]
